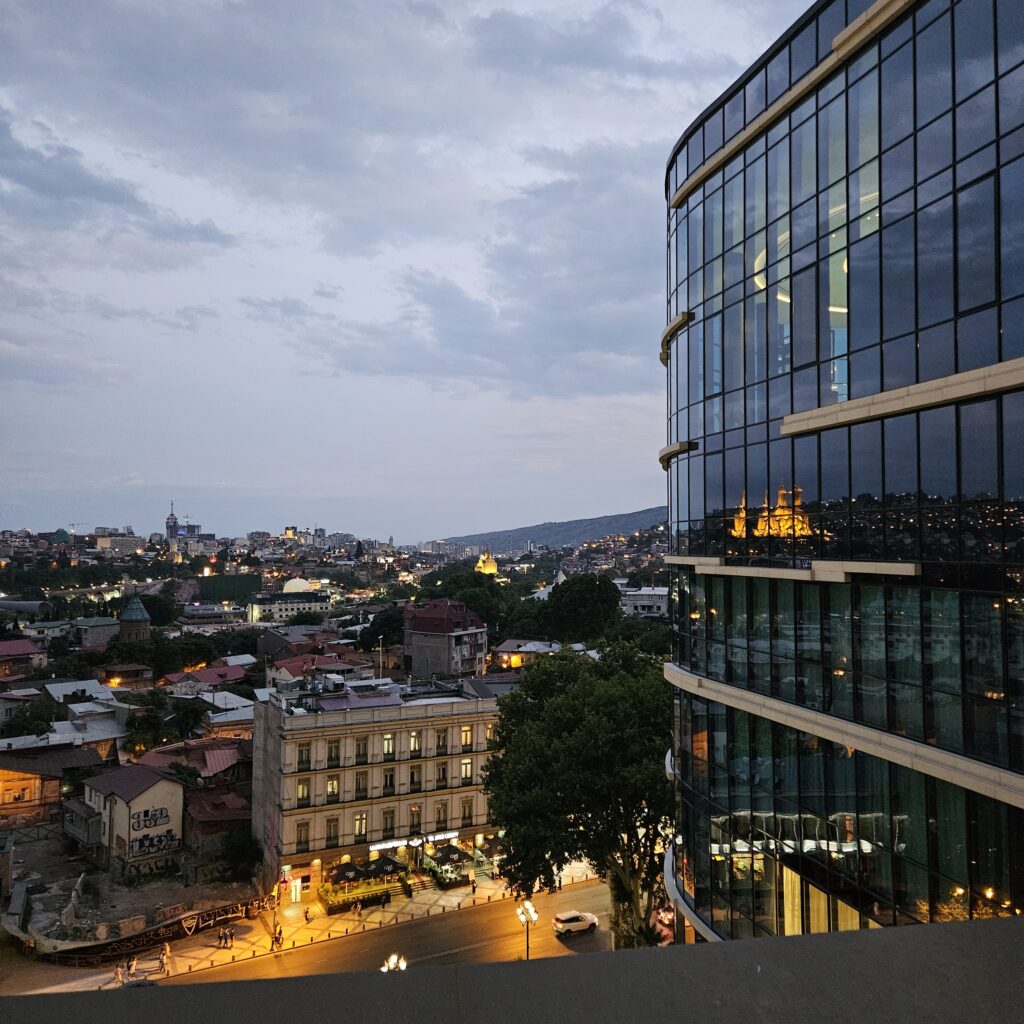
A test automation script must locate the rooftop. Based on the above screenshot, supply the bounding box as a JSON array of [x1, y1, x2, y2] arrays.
[[86, 763, 175, 802]]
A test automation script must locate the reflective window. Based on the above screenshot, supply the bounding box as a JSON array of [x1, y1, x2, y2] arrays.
[[956, 177, 996, 311]]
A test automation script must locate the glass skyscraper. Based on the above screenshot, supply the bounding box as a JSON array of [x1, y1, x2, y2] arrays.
[[662, 0, 1024, 941]]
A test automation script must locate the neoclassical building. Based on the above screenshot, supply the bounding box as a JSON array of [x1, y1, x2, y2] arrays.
[[661, 0, 1024, 942], [251, 679, 503, 901]]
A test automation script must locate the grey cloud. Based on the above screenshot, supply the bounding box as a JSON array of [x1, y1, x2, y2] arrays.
[[467, 5, 741, 82], [239, 296, 335, 323], [0, 107, 233, 248]]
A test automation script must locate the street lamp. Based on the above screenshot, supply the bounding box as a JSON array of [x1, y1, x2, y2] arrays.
[[381, 952, 407, 973], [378, 634, 384, 679], [516, 899, 538, 961]]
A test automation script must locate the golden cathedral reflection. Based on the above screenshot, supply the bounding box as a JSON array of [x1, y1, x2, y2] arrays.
[[730, 486, 818, 539]]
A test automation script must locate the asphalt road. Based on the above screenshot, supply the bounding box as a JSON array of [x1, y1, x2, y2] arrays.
[[163, 880, 611, 986]]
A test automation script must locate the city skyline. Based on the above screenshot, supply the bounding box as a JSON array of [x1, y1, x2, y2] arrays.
[[0, 0, 806, 540]]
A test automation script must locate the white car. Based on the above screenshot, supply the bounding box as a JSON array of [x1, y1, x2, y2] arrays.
[[552, 911, 598, 936]]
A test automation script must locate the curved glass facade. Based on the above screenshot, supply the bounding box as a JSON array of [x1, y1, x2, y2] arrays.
[[663, 0, 1024, 941]]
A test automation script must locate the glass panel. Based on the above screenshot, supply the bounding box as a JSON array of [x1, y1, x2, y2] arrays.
[[916, 196, 954, 328], [957, 176, 997, 311], [849, 232, 880, 349], [916, 14, 952, 128], [954, 0, 996, 102], [956, 85, 996, 160], [791, 117, 817, 207], [884, 413, 918, 507], [881, 44, 914, 149], [1000, 158, 1024, 300], [882, 216, 915, 339], [848, 69, 879, 170], [818, 96, 846, 187], [919, 406, 956, 504]]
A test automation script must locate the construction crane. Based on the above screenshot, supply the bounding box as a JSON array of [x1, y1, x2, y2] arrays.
[[68, 522, 86, 541]]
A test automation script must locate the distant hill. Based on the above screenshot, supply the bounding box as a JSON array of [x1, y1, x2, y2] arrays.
[[436, 507, 667, 553]]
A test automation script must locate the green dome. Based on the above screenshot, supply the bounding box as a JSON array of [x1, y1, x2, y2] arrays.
[[120, 595, 151, 622]]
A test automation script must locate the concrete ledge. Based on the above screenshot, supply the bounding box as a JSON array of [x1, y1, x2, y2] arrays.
[[663, 555, 725, 567], [781, 358, 1024, 436], [662, 557, 919, 582], [671, 0, 918, 210], [660, 310, 695, 366], [664, 662, 1024, 809], [658, 440, 698, 470]]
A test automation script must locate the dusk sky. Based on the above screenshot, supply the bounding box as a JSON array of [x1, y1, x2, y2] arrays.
[[0, 0, 806, 543]]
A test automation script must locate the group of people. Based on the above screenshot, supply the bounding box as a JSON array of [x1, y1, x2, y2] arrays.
[[216, 926, 236, 948], [112, 943, 172, 986]]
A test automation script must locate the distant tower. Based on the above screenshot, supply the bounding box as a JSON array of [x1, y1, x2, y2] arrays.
[[165, 500, 179, 541], [119, 595, 151, 643]]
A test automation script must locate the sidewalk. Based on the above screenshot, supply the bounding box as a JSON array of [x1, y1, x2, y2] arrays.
[[14, 863, 598, 995]]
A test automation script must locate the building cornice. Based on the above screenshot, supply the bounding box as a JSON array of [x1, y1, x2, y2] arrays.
[[669, 0, 917, 211], [664, 662, 1024, 809], [781, 357, 1024, 437]]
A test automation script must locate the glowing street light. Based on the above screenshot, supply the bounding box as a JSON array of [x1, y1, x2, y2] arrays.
[[381, 952, 407, 973], [516, 899, 538, 961]]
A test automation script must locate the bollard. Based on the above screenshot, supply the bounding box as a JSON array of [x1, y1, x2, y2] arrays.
[[252, 950, 256, 957], [487, 895, 491, 902], [292, 940, 296, 947], [310, 936, 314, 943], [328, 931, 331, 939], [210, 959, 214, 967], [345, 928, 349, 935], [362, 924, 366, 932], [188, 965, 192, 972], [232, 955, 236, 962]]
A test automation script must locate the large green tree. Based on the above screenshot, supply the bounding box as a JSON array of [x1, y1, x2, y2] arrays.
[[545, 572, 622, 642], [484, 643, 673, 949], [355, 605, 406, 651]]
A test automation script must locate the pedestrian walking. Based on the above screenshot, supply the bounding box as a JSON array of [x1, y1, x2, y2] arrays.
[[557, 874, 563, 891], [162, 941, 171, 960], [228, 927, 235, 948], [127, 956, 138, 981], [217, 926, 225, 948], [113, 964, 124, 988], [471, 880, 477, 896], [304, 906, 311, 923], [158, 950, 168, 975], [354, 900, 362, 918]]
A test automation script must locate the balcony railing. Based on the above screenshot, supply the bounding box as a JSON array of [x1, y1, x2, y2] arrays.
[[354, 789, 368, 801], [355, 753, 368, 765], [326, 793, 340, 805], [436, 819, 448, 830], [296, 761, 311, 774], [462, 743, 473, 753], [383, 751, 395, 762], [296, 840, 310, 854], [327, 758, 341, 769], [325, 836, 339, 848], [382, 785, 395, 797], [436, 745, 448, 757], [354, 832, 367, 844], [410, 783, 422, 793], [435, 778, 449, 789], [297, 797, 311, 808], [409, 749, 422, 759], [461, 777, 474, 787], [461, 816, 473, 827], [381, 827, 395, 840]]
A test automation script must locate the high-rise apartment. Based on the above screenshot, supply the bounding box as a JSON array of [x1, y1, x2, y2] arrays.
[[662, 0, 1024, 941]]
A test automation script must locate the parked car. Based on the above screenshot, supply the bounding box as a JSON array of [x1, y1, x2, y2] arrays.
[[552, 911, 598, 936]]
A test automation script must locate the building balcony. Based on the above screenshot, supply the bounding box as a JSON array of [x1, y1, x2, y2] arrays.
[[296, 798, 311, 808], [436, 819, 448, 830], [409, 783, 422, 793], [381, 827, 395, 840], [354, 833, 367, 845], [409, 750, 422, 759], [461, 816, 473, 828], [435, 747, 448, 757], [296, 761, 311, 774], [382, 785, 395, 797], [326, 758, 340, 769], [325, 836, 339, 849], [296, 841, 310, 854], [354, 789, 368, 801], [461, 777, 474, 787], [462, 744, 473, 753], [383, 752, 395, 762], [355, 754, 368, 765], [435, 779, 449, 790], [326, 793, 340, 805]]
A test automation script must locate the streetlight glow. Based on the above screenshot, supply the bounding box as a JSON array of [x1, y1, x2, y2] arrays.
[[516, 899, 538, 960], [381, 952, 407, 973]]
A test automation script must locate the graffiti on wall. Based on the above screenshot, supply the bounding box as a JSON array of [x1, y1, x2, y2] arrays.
[[131, 807, 170, 831], [128, 828, 180, 858]]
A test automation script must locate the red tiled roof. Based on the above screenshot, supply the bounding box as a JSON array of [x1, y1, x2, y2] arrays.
[[0, 639, 44, 658], [87, 764, 175, 802], [405, 599, 485, 634]]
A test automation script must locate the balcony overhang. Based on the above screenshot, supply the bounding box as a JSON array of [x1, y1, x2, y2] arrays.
[[660, 310, 695, 366], [663, 844, 722, 942], [658, 440, 698, 471]]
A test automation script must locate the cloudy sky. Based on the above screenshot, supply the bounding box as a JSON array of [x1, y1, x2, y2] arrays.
[[0, 0, 805, 542]]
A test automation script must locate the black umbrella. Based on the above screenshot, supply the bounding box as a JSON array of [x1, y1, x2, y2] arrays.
[[364, 854, 405, 879], [330, 862, 366, 884], [433, 843, 471, 865]]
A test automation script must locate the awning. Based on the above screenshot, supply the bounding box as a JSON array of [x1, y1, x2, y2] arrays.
[[329, 862, 366, 884], [363, 854, 405, 879]]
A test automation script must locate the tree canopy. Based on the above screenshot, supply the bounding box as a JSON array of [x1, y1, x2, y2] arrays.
[[483, 642, 673, 948], [355, 605, 405, 651], [545, 572, 622, 642]]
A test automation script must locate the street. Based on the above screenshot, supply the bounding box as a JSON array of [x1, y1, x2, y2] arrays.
[[163, 880, 611, 985]]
